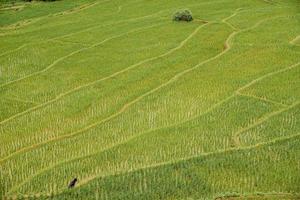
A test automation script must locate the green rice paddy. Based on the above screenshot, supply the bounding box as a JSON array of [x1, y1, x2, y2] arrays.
[[0, 0, 299, 199]]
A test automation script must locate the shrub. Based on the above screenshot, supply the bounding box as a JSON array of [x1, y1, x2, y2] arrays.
[[173, 9, 193, 22]]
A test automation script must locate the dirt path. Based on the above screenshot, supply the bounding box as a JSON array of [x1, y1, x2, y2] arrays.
[[0, 22, 209, 163], [215, 192, 300, 199], [232, 101, 299, 147]]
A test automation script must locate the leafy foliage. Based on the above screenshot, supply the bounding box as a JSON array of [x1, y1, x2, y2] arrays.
[[173, 9, 193, 22]]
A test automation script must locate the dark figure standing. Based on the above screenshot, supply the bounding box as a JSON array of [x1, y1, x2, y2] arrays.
[[68, 178, 78, 188]]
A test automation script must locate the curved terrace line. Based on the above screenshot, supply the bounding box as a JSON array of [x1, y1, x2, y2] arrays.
[[236, 61, 300, 93], [0, 21, 205, 127], [6, 9, 282, 126], [290, 35, 300, 45], [0, 22, 210, 163], [6, 13, 291, 193], [236, 92, 289, 107], [0, 8, 163, 59], [10, 59, 300, 194], [232, 101, 299, 146], [215, 192, 300, 200], [75, 133, 300, 188], [0, 22, 166, 89], [0, 0, 222, 57], [0, 0, 109, 32], [1, 14, 292, 166], [9, 133, 299, 197]]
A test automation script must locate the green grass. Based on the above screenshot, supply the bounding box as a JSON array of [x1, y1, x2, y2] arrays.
[[0, 0, 299, 199]]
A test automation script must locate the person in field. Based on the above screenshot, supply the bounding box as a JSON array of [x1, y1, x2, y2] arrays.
[[68, 178, 78, 188]]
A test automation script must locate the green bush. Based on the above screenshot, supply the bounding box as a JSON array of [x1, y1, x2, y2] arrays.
[[173, 9, 193, 22]]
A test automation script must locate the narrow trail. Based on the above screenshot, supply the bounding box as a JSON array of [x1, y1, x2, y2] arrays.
[[221, 8, 242, 31], [117, 6, 122, 13], [75, 133, 300, 187], [53, 1, 105, 16], [5, 14, 293, 193], [9, 191, 300, 200], [6, 94, 236, 195], [4, 96, 38, 106], [7, 132, 300, 197], [0, 5, 25, 11], [290, 35, 300, 45], [0, 22, 165, 89], [0, 44, 27, 57], [5, 18, 238, 193], [50, 9, 164, 42], [215, 192, 300, 200], [1, 14, 293, 166], [7, 47, 300, 197], [0, 0, 234, 57], [236, 61, 300, 93], [236, 92, 289, 107], [0, 22, 209, 163], [3, 14, 299, 196], [0, 0, 217, 57], [8, 79, 298, 194], [256, 0, 277, 5], [0, 0, 109, 32], [0, 21, 205, 126], [232, 101, 299, 147], [0, 8, 164, 58]]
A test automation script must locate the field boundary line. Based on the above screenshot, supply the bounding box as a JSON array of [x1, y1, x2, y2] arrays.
[[12, 130, 300, 197], [5, 57, 299, 195], [0, 21, 205, 126], [9, 96, 298, 194], [4, 96, 38, 106], [0, 8, 164, 58], [0, 14, 293, 164], [15, 93, 296, 193], [6, 13, 279, 192], [290, 35, 300, 45], [8, 131, 300, 196], [50, 9, 165, 41], [1, 14, 284, 164], [236, 61, 300, 93], [0, 0, 110, 32], [53, 1, 105, 16], [232, 101, 299, 146], [8, 59, 300, 195], [7, 21, 222, 194], [49, 39, 89, 47], [117, 6, 122, 13], [222, 8, 242, 31], [0, 0, 234, 57], [0, 22, 167, 89], [0, 0, 211, 56], [73, 133, 300, 189], [236, 92, 289, 107], [258, 0, 277, 5], [0, 22, 210, 163], [3, 14, 296, 193], [215, 192, 300, 200], [6, 94, 236, 195], [0, 44, 27, 57]]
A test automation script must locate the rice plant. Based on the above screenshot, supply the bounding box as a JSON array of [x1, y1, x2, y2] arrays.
[[0, 0, 299, 199]]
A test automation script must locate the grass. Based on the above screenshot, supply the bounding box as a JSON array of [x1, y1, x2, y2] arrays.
[[0, 0, 299, 199]]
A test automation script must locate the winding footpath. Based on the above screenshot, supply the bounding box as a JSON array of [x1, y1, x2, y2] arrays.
[[2, 8, 299, 197], [0, 21, 209, 163], [6, 13, 299, 195]]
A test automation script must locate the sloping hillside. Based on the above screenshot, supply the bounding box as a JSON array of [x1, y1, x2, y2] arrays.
[[0, 0, 299, 199]]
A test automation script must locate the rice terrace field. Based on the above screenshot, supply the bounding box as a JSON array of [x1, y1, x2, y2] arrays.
[[0, 0, 300, 199]]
